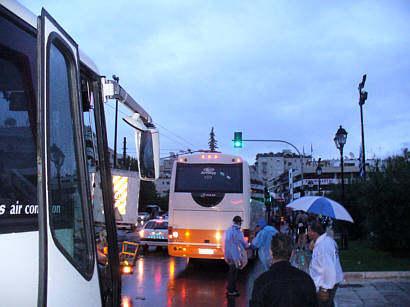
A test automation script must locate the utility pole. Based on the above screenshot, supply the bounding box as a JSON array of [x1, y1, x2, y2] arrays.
[[122, 137, 127, 169], [113, 74, 119, 168]]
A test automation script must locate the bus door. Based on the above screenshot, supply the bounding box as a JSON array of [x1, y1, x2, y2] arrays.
[[38, 8, 100, 306]]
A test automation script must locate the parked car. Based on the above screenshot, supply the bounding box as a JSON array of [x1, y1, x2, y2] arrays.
[[138, 218, 168, 250]]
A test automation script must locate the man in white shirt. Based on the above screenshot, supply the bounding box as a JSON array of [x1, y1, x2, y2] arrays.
[[308, 221, 343, 307]]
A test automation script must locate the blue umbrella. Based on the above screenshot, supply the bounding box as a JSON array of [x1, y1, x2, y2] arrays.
[[287, 196, 354, 223]]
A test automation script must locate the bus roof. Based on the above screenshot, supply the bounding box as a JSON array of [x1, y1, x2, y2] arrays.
[[2, 0, 100, 74], [175, 152, 247, 165]]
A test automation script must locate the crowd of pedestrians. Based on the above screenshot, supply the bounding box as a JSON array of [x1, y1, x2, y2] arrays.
[[224, 211, 343, 306]]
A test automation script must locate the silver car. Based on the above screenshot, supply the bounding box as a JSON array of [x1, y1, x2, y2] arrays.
[[138, 218, 168, 249]]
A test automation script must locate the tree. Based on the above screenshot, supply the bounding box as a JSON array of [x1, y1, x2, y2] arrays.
[[363, 148, 410, 254], [326, 148, 410, 254], [208, 127, 218, 152], [327, 180, 367, 240], [139, 181, 158, 209]]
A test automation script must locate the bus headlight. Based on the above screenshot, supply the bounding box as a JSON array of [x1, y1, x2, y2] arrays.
[[172, 231, 179, 238], [215, 232, 221, 240]]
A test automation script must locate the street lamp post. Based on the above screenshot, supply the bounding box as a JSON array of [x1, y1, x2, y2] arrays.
[[358, 74, 368, 177], [50, 143, 65, 202], [308, 180, 314, 196], [316, 158, 322, 196], [334, 125, 348, 249]]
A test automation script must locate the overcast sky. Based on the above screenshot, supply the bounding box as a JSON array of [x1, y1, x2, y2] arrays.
[[21, 0, 410, 164]]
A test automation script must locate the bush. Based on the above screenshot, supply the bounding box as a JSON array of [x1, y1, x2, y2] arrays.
[[327, 181, 367, 240], [363, 149, 410, 255]]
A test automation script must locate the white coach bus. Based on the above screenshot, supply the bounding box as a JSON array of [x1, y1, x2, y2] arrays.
[[167, 153, 265, 259], [0, 1, 159, 306]]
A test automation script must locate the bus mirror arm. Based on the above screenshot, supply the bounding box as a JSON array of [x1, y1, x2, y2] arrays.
[[100, 77, 152, 123]]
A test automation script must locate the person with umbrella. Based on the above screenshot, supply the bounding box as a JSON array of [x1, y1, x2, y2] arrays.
[[308, 221, 343, 307]]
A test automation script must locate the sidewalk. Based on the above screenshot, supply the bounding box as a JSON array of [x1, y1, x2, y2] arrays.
[[336, 278, 410, 306], [292, 249, 410, 305]]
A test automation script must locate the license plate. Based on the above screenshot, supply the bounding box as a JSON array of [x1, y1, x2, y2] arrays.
[[199, 248, 214, 255]]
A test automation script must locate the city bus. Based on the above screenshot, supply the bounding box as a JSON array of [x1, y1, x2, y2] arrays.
[[0, 1, 159, 306], [167, 153, 265, 259]]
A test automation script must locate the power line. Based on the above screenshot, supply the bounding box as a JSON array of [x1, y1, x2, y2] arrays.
[[154, 121, 199, 149], [106, 101, 198, 151]]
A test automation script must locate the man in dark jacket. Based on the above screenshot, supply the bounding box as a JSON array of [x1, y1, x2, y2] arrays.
[[250, 233, 318, 307]]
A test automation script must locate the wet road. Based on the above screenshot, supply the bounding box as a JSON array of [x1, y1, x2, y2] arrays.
[[121, 247, 266, 307]]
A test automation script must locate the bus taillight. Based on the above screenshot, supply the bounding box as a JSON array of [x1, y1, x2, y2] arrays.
[[168, 226, 173, 239]]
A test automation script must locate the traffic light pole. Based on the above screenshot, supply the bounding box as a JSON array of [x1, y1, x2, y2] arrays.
[[237, 139, 304, 184]]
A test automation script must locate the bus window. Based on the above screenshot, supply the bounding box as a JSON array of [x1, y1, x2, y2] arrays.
[[0, 14, 37, 234], [175, 163, 243, 193], [47, 40, 92, 275]]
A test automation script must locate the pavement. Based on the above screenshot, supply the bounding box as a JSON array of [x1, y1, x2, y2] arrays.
[[336, 278, 410, 306], [291, 249, 410, 306]]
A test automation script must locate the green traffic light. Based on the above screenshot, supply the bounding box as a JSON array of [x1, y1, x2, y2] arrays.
[[233, 131, 242, 148]]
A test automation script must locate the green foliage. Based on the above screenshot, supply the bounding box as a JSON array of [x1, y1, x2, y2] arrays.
[[119, 156, 139, 171], [328, 149, 410, 254], [363, 149, 410, 254], [139, 181, 158, 209], [138, 181, 169, 214], [327, 181, 367, 240]]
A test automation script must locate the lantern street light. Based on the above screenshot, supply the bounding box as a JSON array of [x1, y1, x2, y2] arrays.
[[334, 126, 347, 201], [50, 143, 65, 199], [308, 180, 314, 196], [316, 158, 322, 196], [334, 125, 348, 250]]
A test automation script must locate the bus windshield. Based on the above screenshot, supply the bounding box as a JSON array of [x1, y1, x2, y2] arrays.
[[174, 163, 243, 193]]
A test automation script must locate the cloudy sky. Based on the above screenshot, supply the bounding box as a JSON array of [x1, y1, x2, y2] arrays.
[[21, 0, 410, 164]]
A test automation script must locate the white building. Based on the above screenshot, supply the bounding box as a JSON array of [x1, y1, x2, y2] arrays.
[[268, 158, 377, 201], [254, 150, 312, 185], [154, 153, 177, 198]]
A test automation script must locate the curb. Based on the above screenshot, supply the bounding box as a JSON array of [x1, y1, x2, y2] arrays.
[[343, 271, 410, 280]]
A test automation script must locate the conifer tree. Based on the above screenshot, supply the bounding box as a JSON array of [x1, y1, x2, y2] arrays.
[[208, 127, 218, 152]]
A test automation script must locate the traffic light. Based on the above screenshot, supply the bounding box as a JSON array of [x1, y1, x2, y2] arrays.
[[264, 187, 270, 202], [233, 131, 242, 148]]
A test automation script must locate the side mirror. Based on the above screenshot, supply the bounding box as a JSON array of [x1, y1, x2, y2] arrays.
[[123, 114, 159, 181]]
